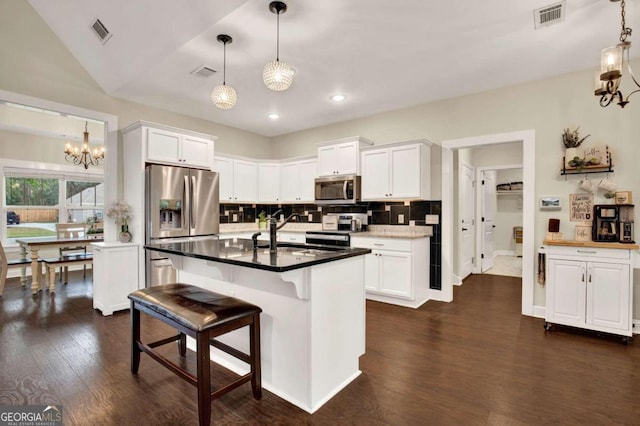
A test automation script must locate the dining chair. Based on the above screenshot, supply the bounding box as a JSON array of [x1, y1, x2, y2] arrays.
[[0, 240, 40, 296], [55, 223, 88, 283]]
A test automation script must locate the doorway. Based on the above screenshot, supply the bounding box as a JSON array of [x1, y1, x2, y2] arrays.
[[440, 130, 535, 317]]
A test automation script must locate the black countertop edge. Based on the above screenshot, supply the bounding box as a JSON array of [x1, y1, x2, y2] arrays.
[[144, 240, 371, 273]]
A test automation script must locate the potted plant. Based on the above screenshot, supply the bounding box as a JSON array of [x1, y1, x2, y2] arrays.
[[258, 211, 268, 230], [562, 127, 590, 168]]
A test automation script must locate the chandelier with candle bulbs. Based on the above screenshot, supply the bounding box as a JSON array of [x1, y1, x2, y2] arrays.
[[64, 121, 104, 169]]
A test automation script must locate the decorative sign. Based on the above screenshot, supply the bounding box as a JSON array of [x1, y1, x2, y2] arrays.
[[569, 193, 594, 222], [575, 224, 592, 241]]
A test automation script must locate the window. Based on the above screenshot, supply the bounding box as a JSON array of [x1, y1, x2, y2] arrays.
[[4, 171, 104, 242]]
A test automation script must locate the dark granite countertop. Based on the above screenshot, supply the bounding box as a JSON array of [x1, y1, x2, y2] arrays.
[[145, 238, 371, 273]]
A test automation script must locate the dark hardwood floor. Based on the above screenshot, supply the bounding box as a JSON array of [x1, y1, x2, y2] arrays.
[[1, 272, 638, 425]]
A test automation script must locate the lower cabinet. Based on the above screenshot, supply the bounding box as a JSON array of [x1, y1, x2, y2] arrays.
[[92, 242, 140, 316], [545, 244, 633, 339], [351, 236, 429, 309]]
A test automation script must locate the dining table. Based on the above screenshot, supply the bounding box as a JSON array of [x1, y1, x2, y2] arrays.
[[16, 236, 104, 294]]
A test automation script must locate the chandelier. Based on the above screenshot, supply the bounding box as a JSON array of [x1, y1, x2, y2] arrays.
[[211, 34, 237, 109], [64, 121, 104, 169], [263, 1, 294, 91], [595, 0, 640, 108]]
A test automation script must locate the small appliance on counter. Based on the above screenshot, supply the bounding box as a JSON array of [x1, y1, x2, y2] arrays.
[[592, 204, 634, 243]]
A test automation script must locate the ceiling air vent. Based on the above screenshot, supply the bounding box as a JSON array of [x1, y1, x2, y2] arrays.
[[91, 18, 113, 44], [191, 65, 217, 78], [534, 1, 566, 29]]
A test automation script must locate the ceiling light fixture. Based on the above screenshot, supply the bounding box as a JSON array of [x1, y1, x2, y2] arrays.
[[595, 0, 639, 108], [263, 1, 294, 91], [330, 94, 346, 102], [268, 113, 280, 120], [64, 121, 104, 169], [211, 34, 237, 110]]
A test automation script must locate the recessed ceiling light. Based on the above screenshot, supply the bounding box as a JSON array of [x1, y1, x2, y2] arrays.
[[330, 94, 346, 102], [268, 113, 280, 120]]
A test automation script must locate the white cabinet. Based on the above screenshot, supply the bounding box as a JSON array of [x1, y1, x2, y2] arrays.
[[213, 156, 258, 203], [361, 141, 430, 201], [92, 242, 140, 316], [316, 137, 373, 176], [147, 127, 213, 169], [258, 163, 280, 203], [351, 236, 429, 309], [544, 244, 634, 339], [280, 158, 317, 203]]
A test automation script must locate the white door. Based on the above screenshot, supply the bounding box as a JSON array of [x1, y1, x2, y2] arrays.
[[213, 156, 233, 202], [547, 258, 585, 327], [258, 163, 280, 203], [460, 163, 475, 279], [297, 159, 318, 202], [481, 170, 496, 272], [316, 145, 337, 176], [232, 160, 257, 202]]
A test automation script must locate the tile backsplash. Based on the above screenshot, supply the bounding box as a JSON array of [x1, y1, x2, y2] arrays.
[[220, 200, 442, 290]]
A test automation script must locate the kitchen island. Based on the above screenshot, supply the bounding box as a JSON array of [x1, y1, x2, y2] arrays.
[[144, 238, 370, 413]]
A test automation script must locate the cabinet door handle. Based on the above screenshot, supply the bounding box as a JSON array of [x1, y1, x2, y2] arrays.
[[374, 243, 384, 246], [577, 250, 597, 254]]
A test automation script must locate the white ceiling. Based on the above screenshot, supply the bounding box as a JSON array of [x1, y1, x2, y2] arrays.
[[27, 0, 640, 137]]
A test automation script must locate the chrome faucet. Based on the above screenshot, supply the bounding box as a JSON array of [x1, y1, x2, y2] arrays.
[[269, 210, 300, 252]]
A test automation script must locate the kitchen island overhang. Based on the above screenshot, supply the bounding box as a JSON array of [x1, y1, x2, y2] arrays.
[[144, 238, 370, 413]]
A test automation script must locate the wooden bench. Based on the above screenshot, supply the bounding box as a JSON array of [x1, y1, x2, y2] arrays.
[[43, 253, 93, 292], [128, 283, 262, 426]]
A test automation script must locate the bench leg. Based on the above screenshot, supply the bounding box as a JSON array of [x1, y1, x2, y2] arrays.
[[250, 313, 262, 400], [196, 331, 212, 426], [178, 332, 187, 357], [131, 302, 141, 374]]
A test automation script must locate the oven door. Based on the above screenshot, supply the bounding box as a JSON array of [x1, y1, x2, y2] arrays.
[[305, 231, 351, 247]]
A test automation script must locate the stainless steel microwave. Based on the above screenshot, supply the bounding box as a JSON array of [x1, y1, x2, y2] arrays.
[[314, 175, 361, 205]]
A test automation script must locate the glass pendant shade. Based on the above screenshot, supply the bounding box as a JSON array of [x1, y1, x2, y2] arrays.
[[600, 45, 623, 81], [263, 59, 294, 91], [211, 84, 237, 110]]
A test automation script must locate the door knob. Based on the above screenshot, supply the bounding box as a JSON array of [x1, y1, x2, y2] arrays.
[[462, 228, 468, 231]]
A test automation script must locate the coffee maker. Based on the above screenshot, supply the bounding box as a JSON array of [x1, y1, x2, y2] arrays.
[[592, 204, 635, 243]]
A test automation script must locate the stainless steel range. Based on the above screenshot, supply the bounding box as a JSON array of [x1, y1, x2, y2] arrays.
[[305, 213, 368, 247]]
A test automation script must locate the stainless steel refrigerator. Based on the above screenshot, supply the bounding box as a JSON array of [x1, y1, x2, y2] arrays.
[[145, 164, 219, 286]]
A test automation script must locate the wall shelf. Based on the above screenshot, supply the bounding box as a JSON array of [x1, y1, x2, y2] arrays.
[[561, 152, 614, 176], [497, 190, 523, 195]]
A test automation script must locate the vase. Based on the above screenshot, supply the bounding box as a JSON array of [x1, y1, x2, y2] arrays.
[[259, 221, 267, 230], [119, 223, 132, 243], [565, 147, 579, 167]]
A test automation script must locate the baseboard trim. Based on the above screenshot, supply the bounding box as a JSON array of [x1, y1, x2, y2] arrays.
[[494, 250, 516, 256], [633, 319, 640, 335], [532, 305, 545, 319]]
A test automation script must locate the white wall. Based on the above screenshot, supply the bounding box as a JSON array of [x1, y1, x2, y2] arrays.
[[271, 57, 640, 314]]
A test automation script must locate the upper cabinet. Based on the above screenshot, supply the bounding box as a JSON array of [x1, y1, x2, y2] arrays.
[[258, 163, 281, 203], [146, 126, 214, 169], [213, 156, 258, 203], [280, 158, 317, 203], [316, 137, 373, 176], [361, 140, 431, 201]]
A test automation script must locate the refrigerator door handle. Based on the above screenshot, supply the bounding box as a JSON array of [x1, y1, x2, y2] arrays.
[[183, 175, 189, 230], [191, 175, 196, 229]]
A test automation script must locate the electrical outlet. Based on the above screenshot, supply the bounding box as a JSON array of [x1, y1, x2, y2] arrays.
[[404, 201, 410, 206], [398, 214, 405, 224], [409, 220, 416, 226], [232, 214, 238, 222], [308, 213, 313, 221], [385, 205, 391, 211], [367, 210, 372, 216], [425, 214, 439, 225]]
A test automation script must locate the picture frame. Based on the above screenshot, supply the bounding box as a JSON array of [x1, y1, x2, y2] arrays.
[[539, 196, 561, 211], [615, 191, 633, 204]]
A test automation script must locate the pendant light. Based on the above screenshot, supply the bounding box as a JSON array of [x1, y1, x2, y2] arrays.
[[263, 1, 294, 91], [595, 0, 639, 108], [211, 34, 237, 109]]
